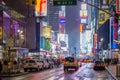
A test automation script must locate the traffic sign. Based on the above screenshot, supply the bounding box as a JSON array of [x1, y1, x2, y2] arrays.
[[53, 0, 77, 6]]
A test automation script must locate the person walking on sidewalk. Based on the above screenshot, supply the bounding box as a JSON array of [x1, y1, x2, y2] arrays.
[[0, 60, 3, 72]]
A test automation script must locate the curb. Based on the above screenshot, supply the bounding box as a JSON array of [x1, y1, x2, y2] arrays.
[[0, 72, 29, 77], [105, 67, 118, 80]]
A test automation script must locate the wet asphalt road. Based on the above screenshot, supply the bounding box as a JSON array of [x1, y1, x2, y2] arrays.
[[0, 63, 113, 80]]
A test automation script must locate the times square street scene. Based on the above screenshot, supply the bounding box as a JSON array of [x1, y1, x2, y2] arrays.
[[0, 0, 120, 80]]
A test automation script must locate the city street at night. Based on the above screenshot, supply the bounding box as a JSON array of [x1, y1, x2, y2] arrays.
[[0, 63, 114, 80], [0, 0, 120, 80]]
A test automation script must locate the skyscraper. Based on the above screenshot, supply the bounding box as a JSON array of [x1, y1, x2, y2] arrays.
[[66, 4, 80, 54], [47, 0, 60, 31]]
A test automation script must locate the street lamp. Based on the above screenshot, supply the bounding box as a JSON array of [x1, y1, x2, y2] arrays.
[[100, 38, 104, 42], [99, 38, 104, 60]]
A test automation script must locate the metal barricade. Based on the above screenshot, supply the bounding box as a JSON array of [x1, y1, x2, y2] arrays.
[[116, 64, 120, 77]]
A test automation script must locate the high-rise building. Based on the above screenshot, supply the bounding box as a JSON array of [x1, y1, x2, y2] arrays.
[[66, 4, 80, 54], [47, 0, 60, 31]]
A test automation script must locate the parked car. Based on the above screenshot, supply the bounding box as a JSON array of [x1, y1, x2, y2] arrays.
[[63, 57, 78, 71], [93, 60, 106, 70], [23, 59, 43, 72]]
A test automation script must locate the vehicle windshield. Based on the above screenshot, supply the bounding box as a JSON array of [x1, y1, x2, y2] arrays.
[[65, 57, 74, 62], [95, 61, 104, 64]]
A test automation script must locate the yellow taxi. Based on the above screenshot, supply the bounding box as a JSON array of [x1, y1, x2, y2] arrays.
[[63, 57, 78, 71], [84, 58, 91, 63]]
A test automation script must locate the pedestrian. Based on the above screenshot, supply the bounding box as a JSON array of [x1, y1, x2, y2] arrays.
[[0, 60, 2, 72]]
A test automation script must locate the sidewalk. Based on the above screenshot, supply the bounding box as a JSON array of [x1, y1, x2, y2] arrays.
[[106, 65, 120, 80], [0, 69, 29, 77]]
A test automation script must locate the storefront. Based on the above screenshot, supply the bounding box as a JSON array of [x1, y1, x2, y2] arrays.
[[0, 3, 27, 61]]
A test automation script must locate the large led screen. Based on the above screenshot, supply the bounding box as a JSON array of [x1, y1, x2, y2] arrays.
[[35, 0, 47, 17]]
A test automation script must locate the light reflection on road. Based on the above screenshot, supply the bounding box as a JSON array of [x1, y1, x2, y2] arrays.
[[1, 63, 111, 80]]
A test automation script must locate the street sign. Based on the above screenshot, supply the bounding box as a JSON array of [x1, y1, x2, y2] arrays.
[[53, 0, 77, 6]]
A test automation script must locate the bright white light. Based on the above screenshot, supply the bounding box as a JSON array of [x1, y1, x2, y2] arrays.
[[101, 38, 103, 41], [17, 29, 20, 33], [20, 30, 23, 34]]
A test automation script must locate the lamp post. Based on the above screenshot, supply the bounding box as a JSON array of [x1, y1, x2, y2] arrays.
[[99, 38, 104, 60]]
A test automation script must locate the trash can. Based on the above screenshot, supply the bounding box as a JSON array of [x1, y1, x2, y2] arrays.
[[116, 64, 120, 77]]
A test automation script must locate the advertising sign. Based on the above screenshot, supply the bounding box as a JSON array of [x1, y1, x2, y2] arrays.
[[80, 18, 87, 24], [113, 23, 118, 40], [93, 34, 97, 53], [100, 0, 109, 9], [59, 6, 65, 18], [110, 17, 118, 49], [35, 0, 47, 17], [80, 10, 87, 18], [79, 24, 83, 32], [45, 38, 50, 50], [57, 33, 68, 51], [81, 2, 87, 10], [82, 0, 88, 2], [59, 18, 65, 24], [0, 11, 3, 45], [116, 0, 120, 14], [118, 24, 120, 40], [40, 36, 45, 49], [42, 26, 52, 38], [98, 10, 109, 25]]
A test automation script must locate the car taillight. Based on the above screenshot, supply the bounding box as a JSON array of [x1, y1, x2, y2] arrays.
[[74, 61, 76, 64], [63, 61, 66, 65], [103, 64, 106, 66], [94, 64, 96, 66]]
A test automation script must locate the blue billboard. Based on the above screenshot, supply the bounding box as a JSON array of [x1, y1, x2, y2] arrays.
[[40, 36, 45, 49], [110, 17, 118, 49]]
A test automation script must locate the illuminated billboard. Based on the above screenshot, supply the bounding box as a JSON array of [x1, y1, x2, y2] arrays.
[[80, 10, 87, 18], [98, 10, 109, 25], [81, 2, 87, 10], [100, 0, 109, 9], [0, 11, 3, 45], [79, 24, 83, 32], [59, 6, 65, 18], [42, 26, 52, 38], [80, 18, 87, 24], [35, 0, 47, 17], [57, 33, 68, 51], [116, 0, 120, 14], [93, 34, 97, 53], [118, 25, 120, 40], [110, 17, 118, 49]]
